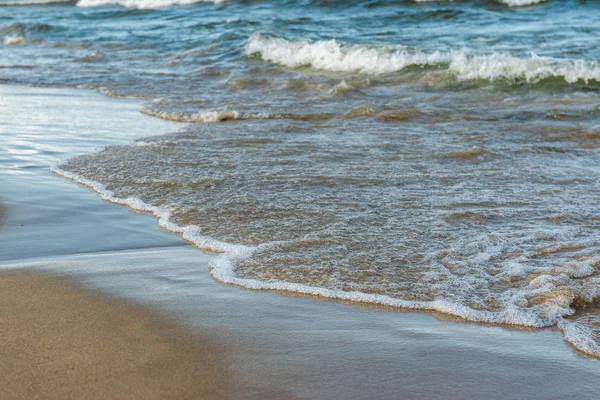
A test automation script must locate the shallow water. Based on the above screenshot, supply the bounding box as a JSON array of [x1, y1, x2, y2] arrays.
[[4, 85, 600, 400], [2, 0, 599, 356]]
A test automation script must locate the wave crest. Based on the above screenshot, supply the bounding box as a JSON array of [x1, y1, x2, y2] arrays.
[[416, 0, 547, 6], [140, 108, 239, 123], [498, 0, 547, 6], [245, 34, 600, 84]]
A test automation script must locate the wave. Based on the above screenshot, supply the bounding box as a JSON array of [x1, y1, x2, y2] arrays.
[[2, 35, 26, 45], [498, 0, 548, 6], [76, 0, 225, 8], [141, 107, 239, 122], [416, 0, 548, 6], [0, 0, 72, 5], [245, 34, 600, 84], [140, 107, 338, 123], [245, 34, 447, 75], [50, 162, 600, 358]]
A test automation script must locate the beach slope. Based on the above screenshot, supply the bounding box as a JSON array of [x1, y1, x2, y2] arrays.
[[0, 270, 230, 400]]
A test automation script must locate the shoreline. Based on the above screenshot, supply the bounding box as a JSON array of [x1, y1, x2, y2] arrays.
[[48, 84, 599, 357], [2, 84, 600, 398]]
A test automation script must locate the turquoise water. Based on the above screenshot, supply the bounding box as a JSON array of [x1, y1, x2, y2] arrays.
[[2, 0, 600, 357]]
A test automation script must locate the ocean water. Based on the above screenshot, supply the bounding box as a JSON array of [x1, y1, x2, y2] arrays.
[[2, 0, 599, 356]]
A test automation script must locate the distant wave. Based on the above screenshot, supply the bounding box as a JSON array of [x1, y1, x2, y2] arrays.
[[0, 0, 72, 5], [416, 0, 548, 6], [246, 34, 600, 84], [498, 0, 548, 6], [2, 35, 26, 45], [76, 0, 226, 8]]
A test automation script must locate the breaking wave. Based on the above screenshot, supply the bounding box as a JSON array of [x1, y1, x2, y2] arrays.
[[2, 35, 26, 45], [246, 34, 600, 84], [498, 0, 548, 6], [416, 0, 548, 6], [140, 108, 239, 123], [140, 106, 339, 123]]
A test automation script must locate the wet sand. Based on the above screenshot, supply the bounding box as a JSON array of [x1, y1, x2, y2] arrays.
[[0, 270, 229, 400], [0, 203, 5, 227], [1, 84, 600, 399]]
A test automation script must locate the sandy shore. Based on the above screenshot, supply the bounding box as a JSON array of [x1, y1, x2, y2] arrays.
[[0, 270, 230, 400], [1, 84, 600, 399]]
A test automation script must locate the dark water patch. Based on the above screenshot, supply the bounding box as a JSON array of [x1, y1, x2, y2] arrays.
[[76, 50, 105, 62], [445, 211, 501, 223], [406, 8, 465, 22], [0, 64, 35, 68], [74, 8, 155, 20], [0, 22, 58, 34], [377, 109, 422, 122], [0, 0, 75, 6], [435, 146, 494, 159], [344, 105, 378, 119], [513, 146, 576, 155], [283, 78, 325, 92], [226, 76, 273, 90]]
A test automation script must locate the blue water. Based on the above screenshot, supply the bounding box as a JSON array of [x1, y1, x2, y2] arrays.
[[2, 0, 600, 357], [1, 1, 599, 94]]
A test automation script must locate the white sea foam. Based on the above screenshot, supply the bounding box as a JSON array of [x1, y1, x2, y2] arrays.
[[76, 0, 226, 9], [2, 35, 26, 45], [140, 107, 239, 122], [50, 162, 597, 347], [498, 0, 547, 6], [245, 34, 447, 75], [448, 52, 600, 84], [416, 0, 548, 6], [246, 34, 600, 84], [559, 319, 600, 357]]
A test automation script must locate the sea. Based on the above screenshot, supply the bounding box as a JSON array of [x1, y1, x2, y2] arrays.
[[1, 0, 599, 357]]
